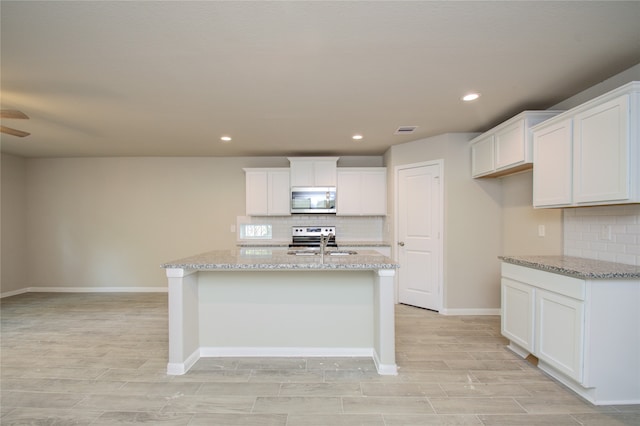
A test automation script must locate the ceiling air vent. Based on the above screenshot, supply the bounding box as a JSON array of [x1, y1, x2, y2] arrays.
[[394, 126, 418, 135]]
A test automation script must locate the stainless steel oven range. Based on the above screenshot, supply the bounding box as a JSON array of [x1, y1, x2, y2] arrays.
[[289, 226, 337, 249]]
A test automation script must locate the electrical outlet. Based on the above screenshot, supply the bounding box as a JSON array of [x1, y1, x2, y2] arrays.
[[600, 225, 612, 241], [538, 225, 545, 237], [230, 224, 236, 233]]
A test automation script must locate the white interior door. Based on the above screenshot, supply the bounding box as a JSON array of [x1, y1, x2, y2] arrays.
[[396, 161, 443, 311]]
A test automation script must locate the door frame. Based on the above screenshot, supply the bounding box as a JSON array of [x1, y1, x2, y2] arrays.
[[393, 160, 444, 310]]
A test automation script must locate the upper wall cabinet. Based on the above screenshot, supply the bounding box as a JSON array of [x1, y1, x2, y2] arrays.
[[288, 157, 338, 187], [337, 167, 387, 216], [533, 81, 640, 208], [244, 168, 291, 216], [471, 111, 562, 178]]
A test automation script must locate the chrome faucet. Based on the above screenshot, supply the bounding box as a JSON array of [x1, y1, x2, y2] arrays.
[[320, 232, 334, 263]]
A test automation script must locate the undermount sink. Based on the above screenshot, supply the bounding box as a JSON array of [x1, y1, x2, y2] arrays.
[[327, 250, 358, 256], [287, 249, 357, 256], [287, 249, 320, 256]]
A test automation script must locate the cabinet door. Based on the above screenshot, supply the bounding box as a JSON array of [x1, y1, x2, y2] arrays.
[[245, 171, 269, 215], [336, 170, 361, 215], [533, 118, 573, 207], [573, 95, 630, 204], [314, 160, 338, 186], [495, 120, 526, 170], [360, 170, 386, 215], [535, 289, 584, 382], [290, 161, 314, 187], [268, 170, 291, 216], [337, 169, 386, 216], [501, 278, 535, 354], [471, 135, 495, 177], [290, 159, 337, 187]]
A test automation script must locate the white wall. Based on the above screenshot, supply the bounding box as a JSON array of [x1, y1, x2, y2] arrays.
[[1, 154, 28, 295], [387, 133, 503, 311], [550, 63, 640, 111], [1, 155, 384, 293], [24, 157, 251, 289], [501, 171, 563, 256]]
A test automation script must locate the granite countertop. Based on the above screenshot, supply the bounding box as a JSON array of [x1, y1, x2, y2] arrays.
[[162, 248, 399, 271], [236, 241, 289, 247], [499, 255, 640, 279], [236, 240, 391, 248], [335, 241, 391, 247]]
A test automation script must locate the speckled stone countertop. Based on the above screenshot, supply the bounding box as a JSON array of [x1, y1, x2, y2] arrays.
[[336, 241, 391, 247], [236, 240, 391, 248], [499, 255, 640, 279], [235, 241, 289, 247], [162, 248, 399, 271]]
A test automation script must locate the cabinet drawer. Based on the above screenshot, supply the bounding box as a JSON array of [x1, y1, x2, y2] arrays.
[[501, 263, 585, 300]]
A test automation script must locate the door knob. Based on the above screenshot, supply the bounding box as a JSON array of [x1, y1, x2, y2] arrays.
[[398, 241, 405, 246]]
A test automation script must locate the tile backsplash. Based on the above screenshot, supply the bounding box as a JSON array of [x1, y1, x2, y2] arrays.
[[564, 204, 640, 266], [238, 215, 387, 243]]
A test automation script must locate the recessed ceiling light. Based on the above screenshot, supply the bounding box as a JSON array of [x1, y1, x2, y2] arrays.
[[352, 134, 363, 140], [220, 136, 232, 142], [462, 93, 480, 102]]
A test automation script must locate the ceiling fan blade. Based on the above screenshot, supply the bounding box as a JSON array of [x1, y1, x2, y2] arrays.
[[1, 126, 31, 137], [0, 109, 29, 119]]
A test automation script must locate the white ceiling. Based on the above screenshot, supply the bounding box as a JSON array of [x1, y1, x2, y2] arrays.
[[1, 1, 639, 158]]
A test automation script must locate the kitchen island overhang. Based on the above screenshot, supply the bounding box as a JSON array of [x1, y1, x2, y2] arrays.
[[162, 249, 399, 376]]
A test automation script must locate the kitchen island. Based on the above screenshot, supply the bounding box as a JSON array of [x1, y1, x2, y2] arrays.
[[161, 249, 399, 376], [499, 255, 640, 405]]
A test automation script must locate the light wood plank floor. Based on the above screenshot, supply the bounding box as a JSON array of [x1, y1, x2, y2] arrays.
[[1, 292, 638, 425]]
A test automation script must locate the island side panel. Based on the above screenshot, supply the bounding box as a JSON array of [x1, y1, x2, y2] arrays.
[[166, 268, 200, 375], [582, 279, 640, 404], [374, 269, 398, 375], [196, 270, 374, 354]]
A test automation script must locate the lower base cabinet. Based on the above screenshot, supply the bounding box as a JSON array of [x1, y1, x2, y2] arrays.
[[501, 262, 640, 405], [535, 288, 585, 382], [501, 278, 534, 353]]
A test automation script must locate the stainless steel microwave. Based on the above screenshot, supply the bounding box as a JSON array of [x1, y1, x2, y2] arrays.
[[291, 187, 336, 214]]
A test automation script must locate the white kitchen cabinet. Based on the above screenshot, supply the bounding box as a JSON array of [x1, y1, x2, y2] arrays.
[[470, 111, 561, 178], [533, 81, 640, 208], [573, 95, 630, 204], [500, 261, 640, 405], [288, 157, 339, 187], [337, 168, 387, 216], [243, 168, 290, 216], [501, 278, 535, 354], [532, 118, 573, 207], [471, 135, 495, 176], [535, 288, 584, 382]]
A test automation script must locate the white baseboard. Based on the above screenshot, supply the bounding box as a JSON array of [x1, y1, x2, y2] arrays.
[[0, 288, 30, 299], [438, 308, 501, 316], [1, 286, 167, 298], [199, 347, 373, 358], [372, 349, 398, 376], [167, 349, 200, 375]]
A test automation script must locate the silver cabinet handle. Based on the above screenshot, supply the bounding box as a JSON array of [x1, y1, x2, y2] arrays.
[[398, 241, 405, 247]]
